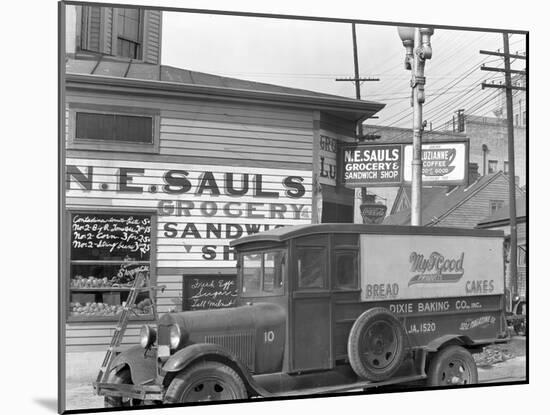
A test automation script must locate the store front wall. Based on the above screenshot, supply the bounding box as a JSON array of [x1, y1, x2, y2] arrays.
[[64, 89, 316, 353]]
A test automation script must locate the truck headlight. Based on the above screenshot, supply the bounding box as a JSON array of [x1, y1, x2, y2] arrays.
[[169, 325, 184, 350], [140, 325, 157, 349]]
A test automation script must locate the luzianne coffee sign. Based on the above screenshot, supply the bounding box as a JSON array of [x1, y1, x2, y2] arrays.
[[340, 141, 467, 187]]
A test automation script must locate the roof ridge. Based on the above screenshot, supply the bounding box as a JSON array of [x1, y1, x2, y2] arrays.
[[430, 172, 503, 225]]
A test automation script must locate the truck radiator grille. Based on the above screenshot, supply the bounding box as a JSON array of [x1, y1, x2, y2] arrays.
[[204, 331, 255, 371]]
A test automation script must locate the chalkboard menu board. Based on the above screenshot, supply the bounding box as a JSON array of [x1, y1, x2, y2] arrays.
[[70, 213, 151, 261], [183, 275, 238, 311]]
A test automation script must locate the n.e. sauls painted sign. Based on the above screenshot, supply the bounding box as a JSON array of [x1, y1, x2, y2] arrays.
[[360, 234, 504, 301], [66, 159, 312, 268]]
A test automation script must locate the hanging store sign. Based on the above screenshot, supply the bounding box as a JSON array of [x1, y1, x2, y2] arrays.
[[340, 141, 468, 187]]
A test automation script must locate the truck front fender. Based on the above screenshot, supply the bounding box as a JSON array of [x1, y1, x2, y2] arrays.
[[162, 343, 271, 397], [110, 345, 157, 385]]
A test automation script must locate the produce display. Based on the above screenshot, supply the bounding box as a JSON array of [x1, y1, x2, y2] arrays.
[[69, 298, 153, 317], [70, 274, 146, 288]]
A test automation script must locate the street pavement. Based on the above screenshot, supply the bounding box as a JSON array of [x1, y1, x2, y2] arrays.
[[65, 336, 526, 411]]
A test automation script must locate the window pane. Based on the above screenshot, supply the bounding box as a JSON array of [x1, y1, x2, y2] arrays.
[[264, 252, 283, 293], [76, 112, 115, 140], [242, 253, 262, 295], [114, 114, 152, 143], [297, 247, 326, 289], [334, 251, 357, 289]]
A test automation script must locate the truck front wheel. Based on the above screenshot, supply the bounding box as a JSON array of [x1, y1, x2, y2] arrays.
[[164, 361, 247, 403], [427, 345, 478, 386], [104, 368, 142, 407]]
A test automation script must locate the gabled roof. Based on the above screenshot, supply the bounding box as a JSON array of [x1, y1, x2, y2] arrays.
[[65, 54, 385, 121], [384, 172, 524, 226], [477, 197, 527, 228]]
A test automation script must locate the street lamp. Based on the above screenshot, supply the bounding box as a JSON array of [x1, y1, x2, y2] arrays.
[[398, 26, 434, 226]]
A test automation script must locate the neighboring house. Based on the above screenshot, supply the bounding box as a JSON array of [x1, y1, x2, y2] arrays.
[[384, 171, 525, 228], [477, 197, 527, 297]]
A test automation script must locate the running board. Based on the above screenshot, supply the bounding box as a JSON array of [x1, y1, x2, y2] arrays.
[[273, 374, 427, 397]]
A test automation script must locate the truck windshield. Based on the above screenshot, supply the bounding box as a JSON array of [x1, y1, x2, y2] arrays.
[[242, 251, 284, 297]]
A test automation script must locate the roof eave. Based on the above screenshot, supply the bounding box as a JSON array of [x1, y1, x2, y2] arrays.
[[65, 73, 385, 120]]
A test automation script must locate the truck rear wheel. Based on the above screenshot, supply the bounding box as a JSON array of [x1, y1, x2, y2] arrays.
[[427, 345, 478, 386], [347, 308, 406, 382], [164, 361, 247, 403]]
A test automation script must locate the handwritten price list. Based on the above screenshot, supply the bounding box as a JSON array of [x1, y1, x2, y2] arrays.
[[183, 276, 238, 310], [71, 214, 151, 261]]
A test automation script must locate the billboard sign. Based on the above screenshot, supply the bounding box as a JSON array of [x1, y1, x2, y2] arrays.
[[403, 142, 468, 185], [340, 141, 468, 187]]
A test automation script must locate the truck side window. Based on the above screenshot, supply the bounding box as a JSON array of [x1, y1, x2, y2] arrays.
[[297, 247, 326, 289], [242, 251, 284, 296], [243, 253, 262, 295], [264, 251, 284, 292], [334, 250, 358, 289]]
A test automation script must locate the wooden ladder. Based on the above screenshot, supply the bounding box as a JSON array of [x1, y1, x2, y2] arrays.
[[96, 271, 153, 384]]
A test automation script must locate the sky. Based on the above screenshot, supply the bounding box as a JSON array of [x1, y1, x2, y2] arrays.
[[161, 10, 527, 130]]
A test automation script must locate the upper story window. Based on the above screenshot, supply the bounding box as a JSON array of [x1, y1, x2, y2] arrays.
[[117, 8, 143, 59], [76, 112, 153, 143], [488, 160, 498, 174], [489, 200, 504, 215], [68, 104, 160, 153]]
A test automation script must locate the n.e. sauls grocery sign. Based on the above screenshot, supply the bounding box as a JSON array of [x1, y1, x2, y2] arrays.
[[66, 159, 312, 268], [340, 141, 468, 187]]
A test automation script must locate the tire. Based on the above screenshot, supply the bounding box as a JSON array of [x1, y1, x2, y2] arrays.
[[104, 368, 142, 408], [347, 307, 407, 382], [164, 361, 247, 403], [427, 345, 478, 386]]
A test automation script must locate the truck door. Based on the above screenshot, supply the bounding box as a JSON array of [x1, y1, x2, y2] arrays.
[[290, 236, 332, 372]]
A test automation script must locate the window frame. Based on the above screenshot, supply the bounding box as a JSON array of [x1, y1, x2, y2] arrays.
[[332, 248, 359, 290], [488, 160, 498, 174], [65, 208, 157, 323], [489, 200, 505, 215], [68, 103, 160, 153], [295, 245, 328, 291], [113, 7, 144, 60], [240, 250, 286, 298]]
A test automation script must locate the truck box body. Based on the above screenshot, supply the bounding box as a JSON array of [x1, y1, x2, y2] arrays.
[[357, 231, 506, 349]]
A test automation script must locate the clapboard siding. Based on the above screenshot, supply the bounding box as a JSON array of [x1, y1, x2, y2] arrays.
[[66, 155, 312, 349], [66, 91, 315, 168], [65, 75, 317, 351], [436, 177, 523, 228]]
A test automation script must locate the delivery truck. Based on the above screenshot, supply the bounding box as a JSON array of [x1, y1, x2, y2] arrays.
[[95, 224, 508, 406]]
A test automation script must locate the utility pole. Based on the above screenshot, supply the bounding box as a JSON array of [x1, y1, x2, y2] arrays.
[[398, 27, 435, 226], [480, 34, 526, 297], [335, 23, 380, 103], [335, 23, 380, 224]]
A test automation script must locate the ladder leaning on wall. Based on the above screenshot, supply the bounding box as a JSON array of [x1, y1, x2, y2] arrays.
[[95, 271, 161, 384]]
